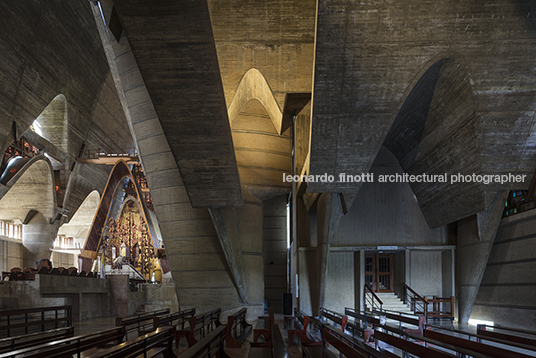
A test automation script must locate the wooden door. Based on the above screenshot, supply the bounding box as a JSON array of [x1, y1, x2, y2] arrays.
[[376, 254, 393, 292], [365, 253, 394, 292]]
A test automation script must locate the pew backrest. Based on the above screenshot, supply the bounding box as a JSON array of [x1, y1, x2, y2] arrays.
[[0, 326, 74, 353], [179, 324, 227, 358], [319, 307, 347, 331], [0, 326, 126, 358], [82, 326, 176, 358]]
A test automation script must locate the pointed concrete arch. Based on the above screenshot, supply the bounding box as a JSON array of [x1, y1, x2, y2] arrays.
[[79, 160, 159, 272], [58, 190, 100, 249], [0, 155, 57, 223], [384, 57, 482, 228], [228, 68, 283, 133]]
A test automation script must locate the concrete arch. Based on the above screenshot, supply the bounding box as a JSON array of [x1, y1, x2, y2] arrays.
[[384, 57, 482, 228], [0, 155, 57, 223], [228, 68, 283, 133], [58, 190, 100, 249], [80, 160, 158, 272]]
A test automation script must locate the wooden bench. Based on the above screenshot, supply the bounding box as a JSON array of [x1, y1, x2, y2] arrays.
[[180, 324, 228, 358], [253, 308, 274, 342], [176, 308, 223, 347], [477, 324, 536, 350], [318, 307, 347, 331], [344, 308, 381, 343], [374, 325, 518, 358], [374, 329, 459, 358], [225, 307, 252, 348], [0, 326, 74, 354], [152, 308, 196, 331], [424, 326, 536, 358], [0, 305, 72, 337], [0, 326, 126, 358], [249, 324, 288, 358], [83, 326, 176, 358], [115, 308, 170, 339], [303, 324, 390, 358], [283, 308, 312, 347]]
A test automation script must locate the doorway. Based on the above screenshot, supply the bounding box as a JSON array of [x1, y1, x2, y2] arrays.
[[365, 253, 394, 292]]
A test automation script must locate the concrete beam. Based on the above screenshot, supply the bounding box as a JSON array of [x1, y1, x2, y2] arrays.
[[208, 207, 248, 303], [111, 0, 242, 208]]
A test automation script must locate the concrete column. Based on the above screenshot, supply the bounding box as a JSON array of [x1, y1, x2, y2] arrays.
[[456, 192, 507, 323], [354, 250, 365, 311], [22, 212, 60, 268]]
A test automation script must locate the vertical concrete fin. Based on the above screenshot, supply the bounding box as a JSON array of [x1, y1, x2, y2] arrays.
[[456, 191, 508, 322], [208, 207, 248, 303], [316, 192, 358, 312]]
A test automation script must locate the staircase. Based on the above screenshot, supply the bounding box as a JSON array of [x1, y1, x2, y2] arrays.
[[366, 292, 413, 314]]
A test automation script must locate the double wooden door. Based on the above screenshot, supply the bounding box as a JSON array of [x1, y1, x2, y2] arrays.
[[365, 253, 394, 292]]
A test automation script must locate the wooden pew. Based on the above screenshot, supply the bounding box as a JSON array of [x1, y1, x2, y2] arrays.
[[152, 308, 196, 331], [283, 308, 313, 347], [318, 307, 347, 331], [477, 324, 536, 350], [253, 307, 274, 342], [374, 329, 458, 358], [0, 326, 126, 358], [249, 324, 288, 358], [0, 326, 74, 353], [424, 327, 536, 358], [115, 308, 170, 339], [0, 305, 72, 337], [303, 324, 390, 358], [83, 326, 176, 358], [180, 324, 229, 358], [345, 308, 381, 343], [176, 308, 223, 347], [225, 307, 252, 348], [374, 325, 520, 358]]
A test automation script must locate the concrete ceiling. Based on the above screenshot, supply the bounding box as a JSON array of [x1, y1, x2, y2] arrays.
[[308, 0, 536, 227]]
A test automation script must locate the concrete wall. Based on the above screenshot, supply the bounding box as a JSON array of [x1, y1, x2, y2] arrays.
[[324, 251, 354, 314], [0, 274, 110, 320], [51, 251, 77, 269], [406, 250, 443, 297], [334, 147, 450, 247], [0, 239, 22, 271], [472, 210, 536, 330], [263, 195, 288, 313]]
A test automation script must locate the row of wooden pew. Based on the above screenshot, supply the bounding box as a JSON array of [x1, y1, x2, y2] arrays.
[[283, 306, 536, 358], [0, 304, 262, 357]]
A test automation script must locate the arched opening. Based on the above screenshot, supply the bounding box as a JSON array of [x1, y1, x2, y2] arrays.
[[232, 98, 291, 200]]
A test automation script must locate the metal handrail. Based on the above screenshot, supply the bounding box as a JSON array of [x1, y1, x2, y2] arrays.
[[364, 283, 383, 312], [402, 283, 428, 317]]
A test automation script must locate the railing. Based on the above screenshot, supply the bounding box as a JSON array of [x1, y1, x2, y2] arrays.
[[427, 295, 454, 320], [364, 283, 383, 312], [0, 306, 72, 338], [78, 147, 138, 159], [402, 284, 428, 317]]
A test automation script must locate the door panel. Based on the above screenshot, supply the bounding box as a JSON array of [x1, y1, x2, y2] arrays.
[[365, 253, 394, 292]]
